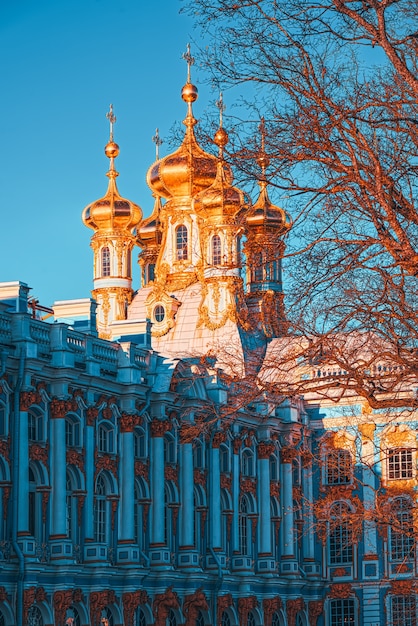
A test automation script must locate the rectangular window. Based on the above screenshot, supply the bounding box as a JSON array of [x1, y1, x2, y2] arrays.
[[388, 449, 413, 480], [94, 499, 106, 543], [330, 598, 355, 626], [326, 450, 352, 485], [392, 595, 417, 626], [329, 522, 353, 564]]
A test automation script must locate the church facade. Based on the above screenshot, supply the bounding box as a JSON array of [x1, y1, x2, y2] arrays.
[[0, 53, 416, 626]]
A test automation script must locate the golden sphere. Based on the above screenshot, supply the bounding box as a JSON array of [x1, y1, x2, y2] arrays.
[[214, 127, 229, 147], [181, 82, 198, 103], [105, 141, 120, 158]]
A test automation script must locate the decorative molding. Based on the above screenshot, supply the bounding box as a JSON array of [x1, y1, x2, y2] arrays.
[[257, 441, 275, 459], [50, 397, 77, 419], [150, 419, 172, 437], [263, 597, 282, 626], [183, 589, 209, 626], [328, 583, 353, 599], [120, 413, 141, 433], [238, 596, 258, 625], [153, 587, 180, 626], [122, 590, 149, 626], [308, 601, 323, 626], [217, 594, 233, 626], [89, 590, 117, 626], [286, 598, 305, 626]]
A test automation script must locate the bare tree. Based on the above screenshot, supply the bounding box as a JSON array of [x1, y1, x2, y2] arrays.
[[183, 0, 418, 408]]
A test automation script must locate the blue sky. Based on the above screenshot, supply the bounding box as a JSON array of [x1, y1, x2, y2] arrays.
[[0, 0, 220, 306]]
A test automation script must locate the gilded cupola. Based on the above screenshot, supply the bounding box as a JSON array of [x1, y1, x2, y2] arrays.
[[146, 45, 231, 200], [194, 96, 249, 219], [246, 120, 291, 235], [82, 106, 142, 232]]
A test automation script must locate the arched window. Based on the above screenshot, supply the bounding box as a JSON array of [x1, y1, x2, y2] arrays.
[[65, 415, 80, 448], [164, 482, 178, 552], [29, 465, 46, 545], [27, 606, 44, 626], [196, 613, 205, 626], [94, 473, 109, 543], [134, 477, 149, 552], [271, 497, 280, 561], [193, 441, 204, 469], [329, 502, 353, 565], [390, 497, 415, 562], [176, 225, 188, 261], [221, 490, 232, 556], [164, 433, 176, 464], [241, 449, 254, 477], [211, 235, 222, 265], [252, 251, 263, 282], [134, 427, 146, 459], [326, 449, 352, 485], [0, 609, 5, 626], [220, 444, 230, 473], [28, 409, 43, 442], [0, 401, 7, 437], [269, 454, 278, 480], [272, 613, 281, 626], [134, 607, 146, 626], [194, 486, 206, 553], [239, 496, 252, 556], [98, 423, 114, 454], [102, 247, 111, 276]]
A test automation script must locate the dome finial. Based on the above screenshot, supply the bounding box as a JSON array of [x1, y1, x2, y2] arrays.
[[183, 43, 194, 84], [181, 44, 198, 119], [214, 92, 229, 157], [104, 105, 119, 178], [152, 128, 163, 160]]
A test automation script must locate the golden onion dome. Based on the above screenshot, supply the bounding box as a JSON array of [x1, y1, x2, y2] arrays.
[[194, 159, 248, 219], [137, 194, 163, 248], [246, 180, 291, 233], [146, 81, 232, 199], [82, 140, 142, 232]]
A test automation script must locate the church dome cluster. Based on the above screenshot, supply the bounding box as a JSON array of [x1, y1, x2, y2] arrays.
[[82, 46, 291, 343]]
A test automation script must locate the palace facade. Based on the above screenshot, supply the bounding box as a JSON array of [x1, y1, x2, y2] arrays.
[[0, 52, 416, 626]]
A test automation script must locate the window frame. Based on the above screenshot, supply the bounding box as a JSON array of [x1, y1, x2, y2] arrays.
[[176, 224, 188, 261]]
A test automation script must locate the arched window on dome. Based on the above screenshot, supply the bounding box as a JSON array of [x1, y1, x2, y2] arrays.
[[176, 225, 188, 261], [101, 246, 111, 277], [211, 235, 222, 265]]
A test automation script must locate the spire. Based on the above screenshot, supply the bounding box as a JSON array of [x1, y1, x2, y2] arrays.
[[181, 43, 198, 126], [104, 104, 120, 181]]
